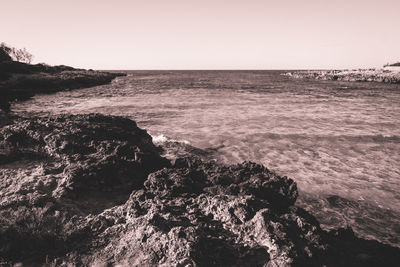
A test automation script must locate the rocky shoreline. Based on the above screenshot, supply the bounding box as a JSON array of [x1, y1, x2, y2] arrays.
[[0, 114, 399, 266], [0, 60, 125, 112], [284, 68, 400, 84]]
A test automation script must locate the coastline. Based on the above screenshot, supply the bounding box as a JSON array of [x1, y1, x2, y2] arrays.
[[284, 68, 400, 84], [0, 60, 125, 112], [1, 65, 399, 265], [0, 113, 399, 265]]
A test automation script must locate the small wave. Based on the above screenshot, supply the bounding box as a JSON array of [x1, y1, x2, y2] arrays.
[[152, 134, 190, 145]]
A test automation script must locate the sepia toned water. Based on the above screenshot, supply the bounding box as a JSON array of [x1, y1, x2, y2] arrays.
[[13, 70, 400, 247]]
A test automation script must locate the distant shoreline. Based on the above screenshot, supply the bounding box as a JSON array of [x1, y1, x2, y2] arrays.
[[283, 68, 400, 84]]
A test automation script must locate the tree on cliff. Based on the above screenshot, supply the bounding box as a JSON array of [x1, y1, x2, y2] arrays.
[[0, 42, 33, 64]]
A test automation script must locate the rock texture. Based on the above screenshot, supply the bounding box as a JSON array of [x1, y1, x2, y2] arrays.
[[0, 115, 399, 266], [0, 114, 169, 263], [0, 60, 125, 112], [284, 69, 400, 84]]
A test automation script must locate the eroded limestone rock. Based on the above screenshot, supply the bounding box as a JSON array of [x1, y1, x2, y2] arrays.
[[0, 115, 398, 266]]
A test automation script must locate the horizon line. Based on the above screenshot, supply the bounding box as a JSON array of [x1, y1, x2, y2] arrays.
[[95, 67, 383, 71]]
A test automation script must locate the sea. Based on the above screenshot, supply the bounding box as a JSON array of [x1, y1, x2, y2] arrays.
[[12, 70, 400, 247]]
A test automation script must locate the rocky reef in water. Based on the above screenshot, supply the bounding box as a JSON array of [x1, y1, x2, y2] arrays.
[[0, 56, 125, 112], [0, 114, 398, 266], [284, 69, 400, 84]]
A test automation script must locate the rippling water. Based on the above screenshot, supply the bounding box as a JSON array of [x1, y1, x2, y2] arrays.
[[13, 70, 400, 247]]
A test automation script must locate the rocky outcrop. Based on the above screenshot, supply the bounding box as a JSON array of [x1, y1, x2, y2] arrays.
[[0, 60, 125, 112], [284, 69, 400, 84], [0, 114, 169, 263], [0, 115, 399, 266]]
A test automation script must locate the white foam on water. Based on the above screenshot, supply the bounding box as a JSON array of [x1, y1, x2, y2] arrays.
[[152, 134, 168, 144], [151, 134, 190, 145]]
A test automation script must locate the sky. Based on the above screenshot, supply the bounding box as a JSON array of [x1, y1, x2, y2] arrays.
[[1, 0, 399, 69]]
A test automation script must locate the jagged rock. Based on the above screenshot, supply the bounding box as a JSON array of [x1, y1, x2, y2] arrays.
[[54, 159, 323, 266], [0, 114, 169, 262], [0, 115, 399, 266], [0, 114, 169, 198], [145, 158, 298, 209], [54, 158, 399, 266]]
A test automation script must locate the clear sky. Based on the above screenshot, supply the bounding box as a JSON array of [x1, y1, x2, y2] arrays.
[[1, 0, 399, 69]]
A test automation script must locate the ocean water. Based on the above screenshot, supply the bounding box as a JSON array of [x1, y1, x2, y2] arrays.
[[13, 70, 400, 247]]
